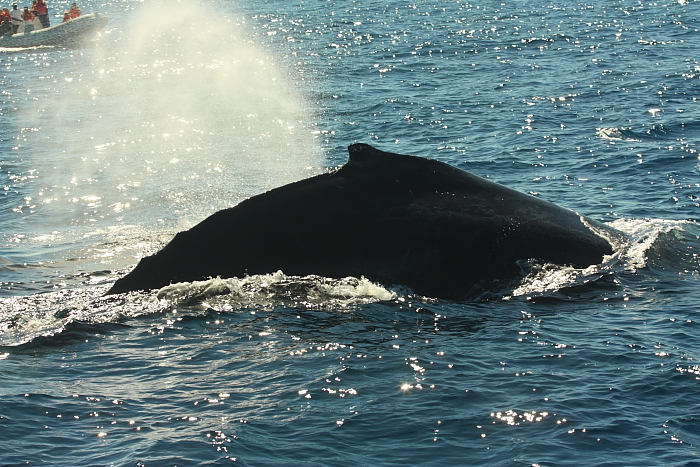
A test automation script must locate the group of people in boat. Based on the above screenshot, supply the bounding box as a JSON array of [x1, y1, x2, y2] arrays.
[[0, 1, 81, 36]]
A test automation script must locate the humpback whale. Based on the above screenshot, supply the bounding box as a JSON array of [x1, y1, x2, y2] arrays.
[[107, 143, 616, 299]]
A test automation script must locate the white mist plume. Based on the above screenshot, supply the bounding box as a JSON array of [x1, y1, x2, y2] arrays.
[[25, 0, 321, 231]]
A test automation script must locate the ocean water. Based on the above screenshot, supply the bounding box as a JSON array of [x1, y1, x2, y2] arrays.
[[1, 0, 699, 465]]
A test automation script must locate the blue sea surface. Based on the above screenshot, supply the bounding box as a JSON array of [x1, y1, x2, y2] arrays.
[[1, 0, 699, 465]]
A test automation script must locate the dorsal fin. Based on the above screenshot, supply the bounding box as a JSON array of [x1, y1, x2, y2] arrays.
[[347, 143, 388, 168]]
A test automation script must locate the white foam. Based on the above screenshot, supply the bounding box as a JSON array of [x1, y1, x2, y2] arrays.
[[608, 218, 693, 270], [155, 271, 397, 310]]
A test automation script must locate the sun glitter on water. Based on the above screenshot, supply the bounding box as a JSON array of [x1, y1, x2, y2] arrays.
[[18, 0, 322, 234]]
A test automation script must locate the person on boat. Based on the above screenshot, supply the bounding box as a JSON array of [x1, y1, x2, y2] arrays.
[[9, 4, 21, 34], [32, 0, 48, 28], [0, 14, 12, 37], [61, 10, 69, 22], [0, 7, 11, 30], [67, 2, 80, 19], [21, 6, 34, 33]]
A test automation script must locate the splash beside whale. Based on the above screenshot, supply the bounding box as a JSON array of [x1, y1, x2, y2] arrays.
[[107, 143, 617, 299]]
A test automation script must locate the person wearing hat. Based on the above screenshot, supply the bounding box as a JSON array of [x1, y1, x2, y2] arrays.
[[9, 4, 22, 34]]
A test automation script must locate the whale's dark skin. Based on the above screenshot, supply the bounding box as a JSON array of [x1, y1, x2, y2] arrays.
[[107, 143, 616, 299]]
